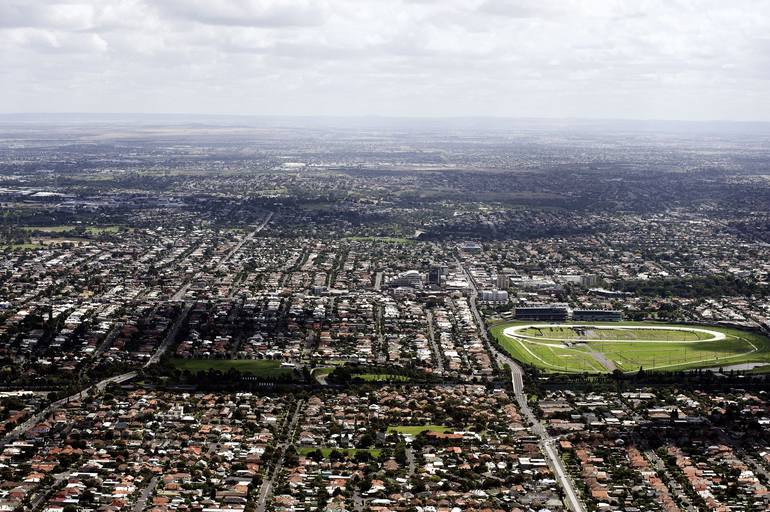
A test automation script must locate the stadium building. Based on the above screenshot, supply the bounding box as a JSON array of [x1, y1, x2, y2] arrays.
[[514, 303, 570, 321], [572, 309, 623, 322]]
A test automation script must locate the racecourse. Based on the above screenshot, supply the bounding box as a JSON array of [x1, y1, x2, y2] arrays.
[[490, 321, 770, 374], [503, 324, 726, 344]]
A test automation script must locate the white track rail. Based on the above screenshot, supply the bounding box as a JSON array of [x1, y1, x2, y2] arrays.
[[503, 324, 726, 344]]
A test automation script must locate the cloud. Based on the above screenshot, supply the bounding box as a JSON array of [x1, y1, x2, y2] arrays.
[[0, 1, 93, 29], [476, 0, 564, 19], [0, 0, 769, 120], [0, 0, 157, 32], [6, 28, 109, 53], [154, 0, 329, 28]]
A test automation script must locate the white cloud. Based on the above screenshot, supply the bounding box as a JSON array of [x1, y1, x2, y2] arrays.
[[155, 0, 329, 27], [0, 0, 769, 120]]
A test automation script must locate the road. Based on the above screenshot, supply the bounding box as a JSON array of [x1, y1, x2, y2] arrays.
[[94, 321, 123, 357], [311, 366, 333, 386], [586, 345, 617, 372], [375, 305, 387, 364], [645, 449, 693, 510], [353, 491, 364, 512], [216, 211, 274, 273], [455, 256, 585, 512], [132, 475, 160, 512], [326, 249, 346, 288], [0, 370, 137, 448], [425, 310, 445, 374], [255, 400, 304, 512], [145, 302, 193, 367], [279, 248, 307, 288], [170, 277, 196, 302], [171, 212, 272, 301], [406, 446, 416, 477], [224, 212, 274, 297], [29, 469, 73, 510]]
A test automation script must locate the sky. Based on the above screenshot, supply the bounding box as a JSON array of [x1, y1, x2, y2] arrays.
[[2, 0, 770, 121]]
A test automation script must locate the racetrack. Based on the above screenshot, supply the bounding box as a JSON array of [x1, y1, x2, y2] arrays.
[[503, 324, 726, 344], [490, 321, 769, 374]]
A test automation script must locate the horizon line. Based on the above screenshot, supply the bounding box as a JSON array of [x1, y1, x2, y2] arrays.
[[1, 112, 770, 125]]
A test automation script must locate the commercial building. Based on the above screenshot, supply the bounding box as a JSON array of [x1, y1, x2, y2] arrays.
[[556, 274, 599, 287], [510, 276, 563, 292], [459, 242, 483, 254], [386, 270, 423, 289], [480, 290, 509, 303]]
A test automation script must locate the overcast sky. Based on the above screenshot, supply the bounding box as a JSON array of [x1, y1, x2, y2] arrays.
[[2, 0, 770, 121]]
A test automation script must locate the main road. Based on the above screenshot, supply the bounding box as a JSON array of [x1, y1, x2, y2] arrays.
[[425, 310, 445, 374], [0, 370, 138, 448], [145, 301, 193, 366], [455, 257, 585, 512], [217, 211, 274, 273], [171, 211, 274, 301]]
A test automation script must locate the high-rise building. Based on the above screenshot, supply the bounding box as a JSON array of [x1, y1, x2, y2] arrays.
[[428, 264, 448, 286]]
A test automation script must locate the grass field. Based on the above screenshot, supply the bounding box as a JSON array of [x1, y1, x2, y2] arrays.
[[490, 321, 770, 374], [170, 359, 294, 377], [517, 326, 712, 342], [84, 225, 123, 234], [387, 425, 451, 435], [22, 225, 124, 234], [297, 447, 382, 458], [22, 225, 73, 233]]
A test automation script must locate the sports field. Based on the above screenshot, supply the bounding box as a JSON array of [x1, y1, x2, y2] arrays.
[[297, 447, 382, 458], [170, 359, 294, 377], [490, 321, 770, 373]]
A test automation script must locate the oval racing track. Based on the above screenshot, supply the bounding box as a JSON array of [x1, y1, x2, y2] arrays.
[[503, 324, 727, 344], [498, 323, 760, 373]]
